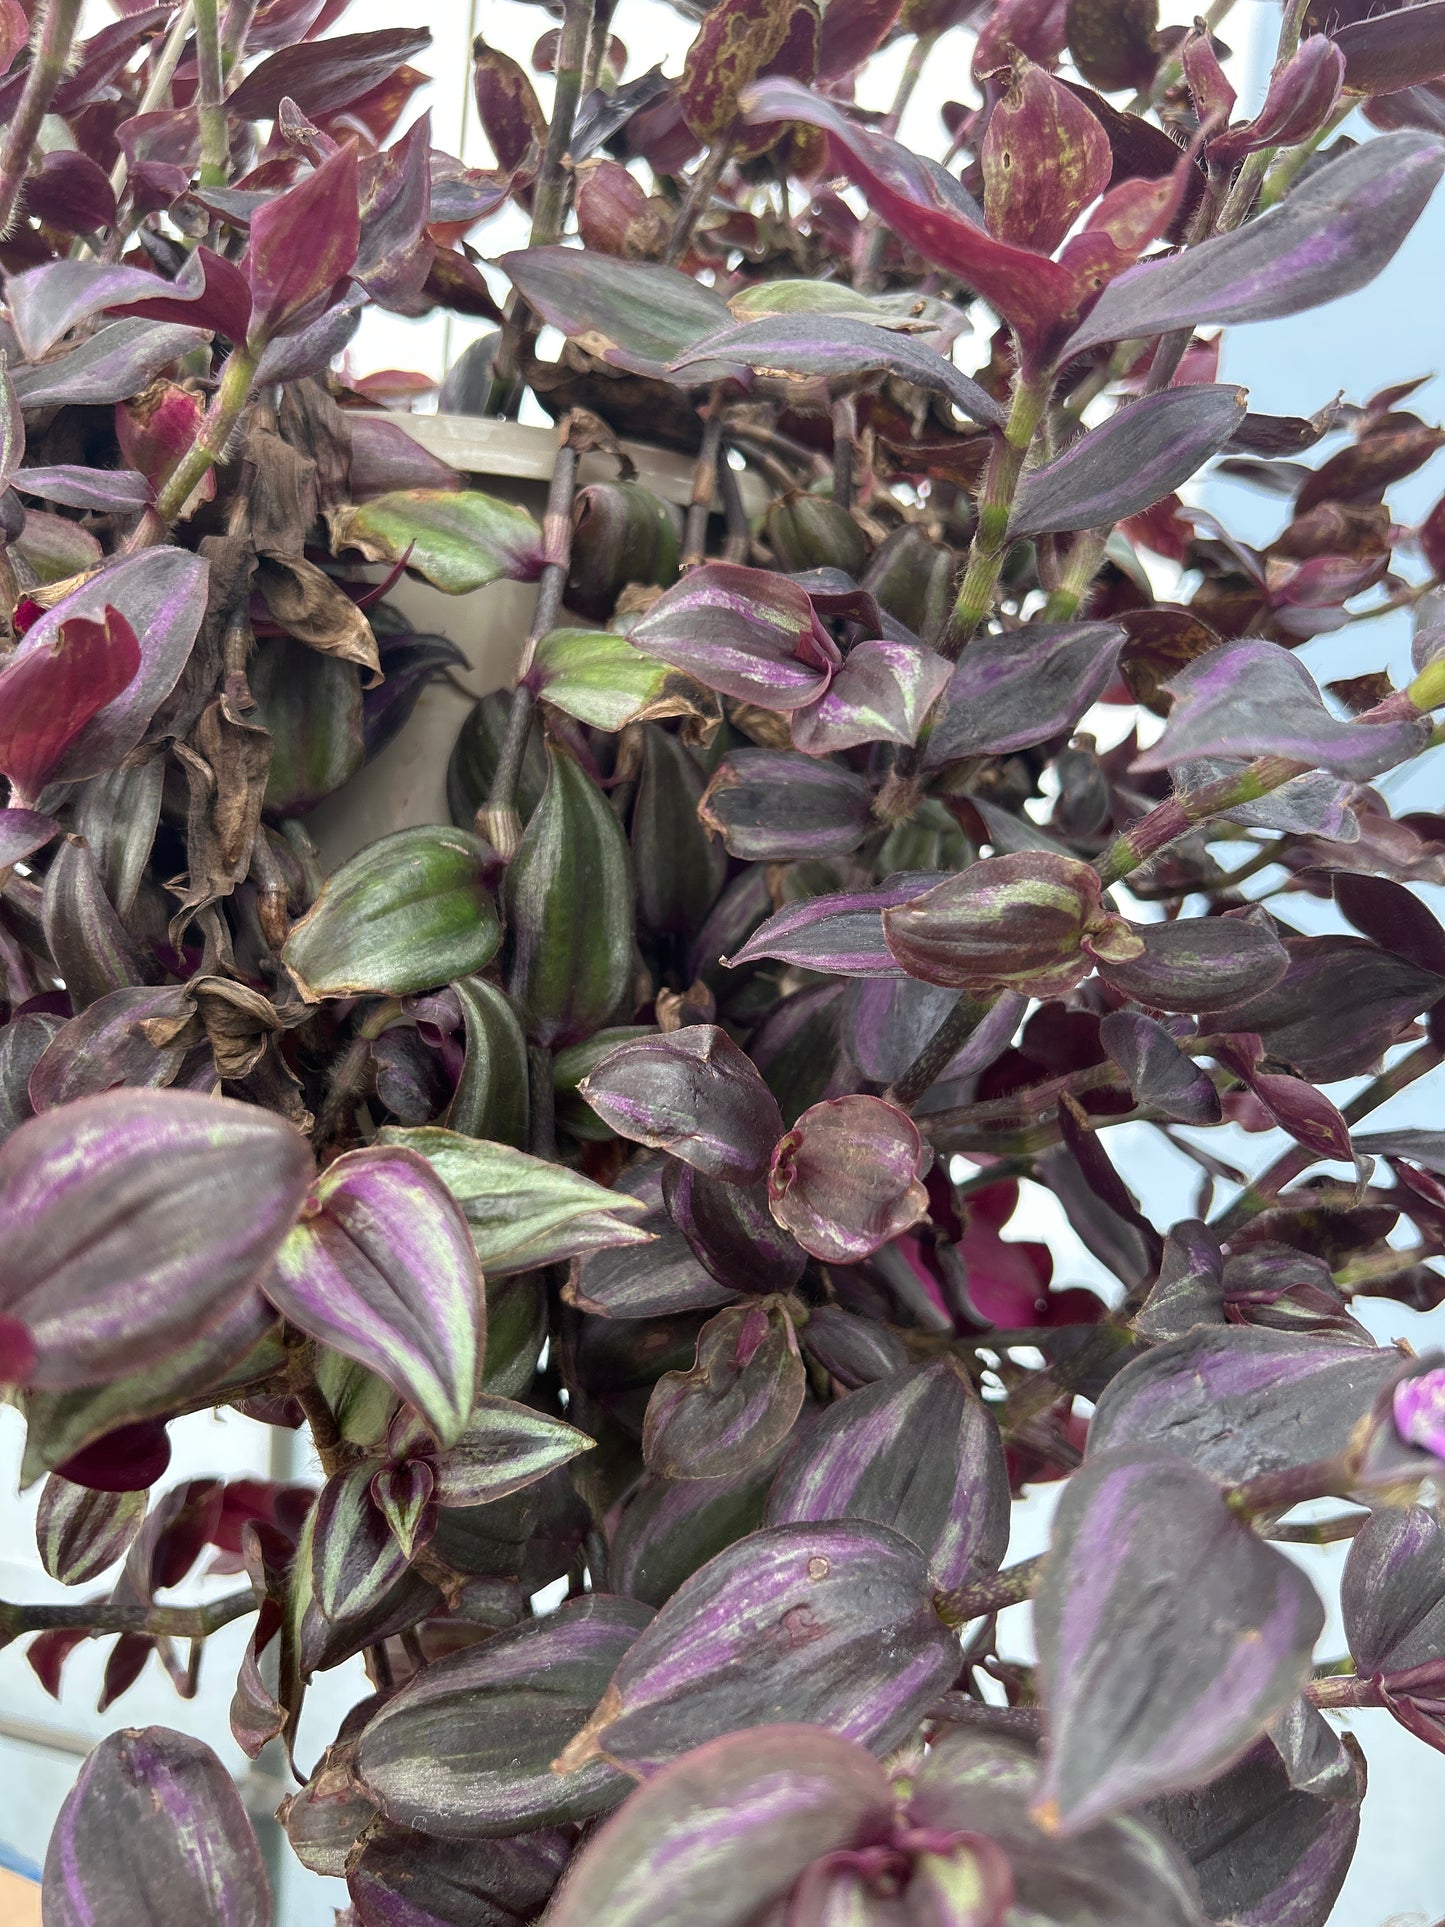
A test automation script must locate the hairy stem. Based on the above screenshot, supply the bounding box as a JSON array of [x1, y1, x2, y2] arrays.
[[0, 0, 86, 241], [935, 1554, 1044, 1628], [942, 369, 1051, 658], [133, 344, 258, 541]]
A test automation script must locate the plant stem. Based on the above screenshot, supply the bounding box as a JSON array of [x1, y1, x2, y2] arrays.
[[0, 0, 86, 241], [194, 0, 230, 188], [665, 136, 731, 268], [0, 1588, 256, 1642], [682, 407, 724, 568], [105, 1, 196, 213], [1126, 0, 1236, 112], [942, 368, 1051, 658], [482, 433, 582, 856], [1212, 1040, 1443, 1235], [1095, 754, 1305, 886], [134, 344, 258, 542], [487, 0, 594, 412], [831, 396, 857, 511], [856, 33, 938, 291], [887, 992, 996, 1109], [1224, 1452, 1356, 1519], [934, 1554, 1043, 1628], [1043, 526, 1111, 622], [718, 443, 751, 562]]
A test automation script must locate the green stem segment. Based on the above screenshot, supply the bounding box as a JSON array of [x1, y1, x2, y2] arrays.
[[139, 343, 258, 538], [193, 0, 230, 187], [943, 370, 1051, 658], [934, 1553, 1043, 1628], [0, 0, 86, 241], [1095, 754, 1304, 887]]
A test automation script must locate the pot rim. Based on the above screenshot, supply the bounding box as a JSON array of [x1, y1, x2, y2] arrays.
[[382, 411, 767, 514]]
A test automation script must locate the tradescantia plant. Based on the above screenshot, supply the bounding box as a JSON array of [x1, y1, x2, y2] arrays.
[[12, 0, 1445, 1921]]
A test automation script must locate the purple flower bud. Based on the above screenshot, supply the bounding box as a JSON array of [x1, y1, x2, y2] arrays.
[[767, 1094, 930, 1262], [1393, 1367, 1445, 1461], [882, 852, 1142, 994]]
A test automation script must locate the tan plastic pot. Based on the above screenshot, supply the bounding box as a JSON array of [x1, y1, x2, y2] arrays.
[[303, 417, 747, 870]]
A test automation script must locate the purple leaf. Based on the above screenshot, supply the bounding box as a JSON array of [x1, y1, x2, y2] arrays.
[[1333, 869, 1445, 975], [1033, 1447, 1324, 1833], [419, 1393, 593, 1505], [722, 873, 945, 977], [1209, 934, 1445, 1082], [312, 1462, 412, 1625], [226, 26, 432, 121], [1097, 912, 1289, 1012], [1336, 0, 1445, 95], [923, 622, 1125, 768], [0, 805, 58, 867], [611, 1461, 779, 1608], [0, 1090, 311, 1392], [499, 245, 736, 381], [346, 1829, 570, 1927], [1132, 1221, 1225, 1342], [1068, 131, 1445, 354], [13, 465, 151, 513], [768, 1094, 930, 1262], [671, 312, 1005, 427], [565, 1158, 740, 1319], [564, 1519, 958, 1775], [102, 247, 254, 342], [739, 76, 1083, 366], [579, 1026, 785, 1185], [629, 562, 839, 711], [791, 638, 952, 754], [1011, 387, 1247, 537], [246, 143, 360, 347], [355, 1596, 653, 1836], [1213, 1032, 1355, 1166], [663, 1161, 808, 1296], [5, 550, 209, 785], [379, 1127, 651, 1275], [43, 1727, 272, 1926], [543, 1725, 894, 1927], [765, 1359, 1009, 1590], [643, 1301, 806, 1479], [36, 1476, 146, 1585], [0, 356, 21, 486], [0, 609, 141, 802], [10, 320, 212, 409], [1099, 1010, 1223, 1124], [265, 1144, 484, 1446], [1088, 1326, 1404, 1482], [911, 1732, 1206, 1927], [28, 984, 193, 1113], [1342, 1503, 1445, 1675], [847, 977, 1022, 1086], [1150, 1734, 1364, 1927], [699, 748, 874, 860], [6, 258, 202, 360], [1135, 640, 1431, 780]]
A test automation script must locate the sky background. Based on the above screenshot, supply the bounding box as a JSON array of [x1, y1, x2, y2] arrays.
[[4, 3, 1445, 1921]]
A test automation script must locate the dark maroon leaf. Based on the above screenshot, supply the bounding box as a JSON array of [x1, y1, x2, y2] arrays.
[[1150, 1735, 1364, 1927], [1336, 0, 1445, 94], [767, 1094, 929, 1261], [1098, 913, 1290, 1012], [227, 28, 433, 121], [43, 1727, 272, 1925], [543, 1726, 894, 1927], [1089, 1326, 1403, 1481], [500, 246, 736, 381], [246, 144, 360, 346], [765, 1359, 1009, 1589], [1342, 1503, 1445, 1674], [1069, 131, 1445, 353], [643, 1300, 806, 1478], [698, 749, 874, 861], [924, 623, 1125, 768], [1099, 1009, 1222, 1124], [565, 1520, 958, 1775], [347, 1828, 570, 1927], [1033, 1447, 1324, 1833], [355, 1596, 653, 1836], [1011, 387, 1246, 537], [579, 1026, 785, 1185], [662, 1161, 808, 1296]]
